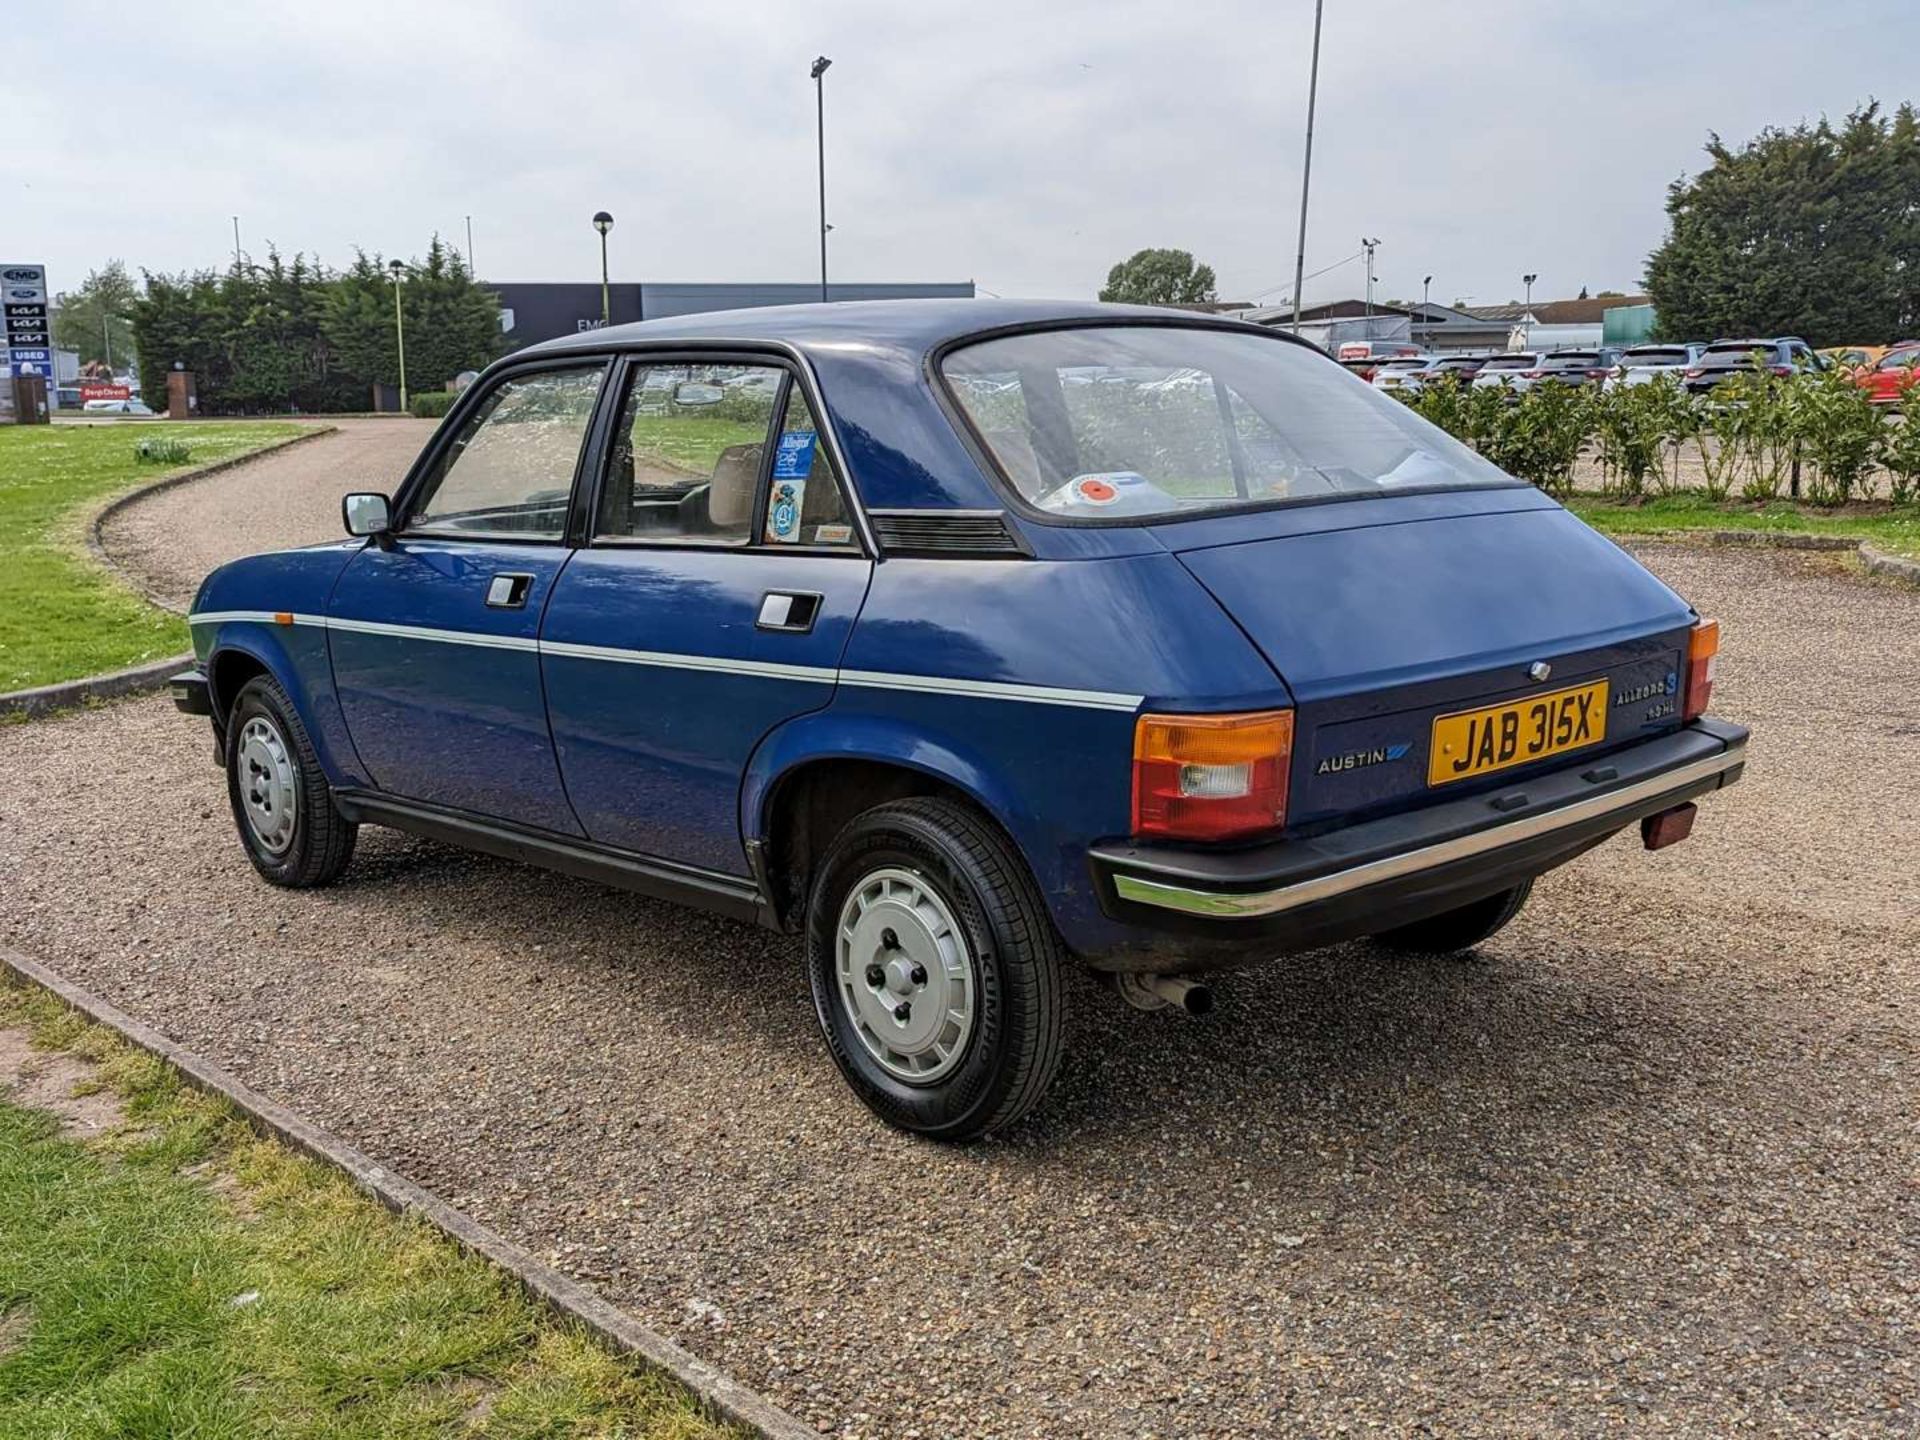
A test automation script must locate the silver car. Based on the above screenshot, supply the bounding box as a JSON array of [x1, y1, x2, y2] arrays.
[[1472, 352, 1547, 397], [1605, 343, 1703, 391]]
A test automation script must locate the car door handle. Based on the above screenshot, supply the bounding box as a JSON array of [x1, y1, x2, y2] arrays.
[[485, 572, 534, 609], [756, 591, 822, 633]]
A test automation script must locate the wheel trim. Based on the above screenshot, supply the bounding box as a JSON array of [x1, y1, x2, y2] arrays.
[[236, 715, 298, 855], [835, 866, 976, 1085]]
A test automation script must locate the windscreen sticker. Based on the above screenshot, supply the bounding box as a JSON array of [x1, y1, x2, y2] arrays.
[[766, 478, 807, 543], [813, 522, 853, 545], [1067, 471, 1148, 506], [773, 430, 817, 479]]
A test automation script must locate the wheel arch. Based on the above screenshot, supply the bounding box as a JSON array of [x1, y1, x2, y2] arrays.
[[200, 626, 358, 782], [743, 715, 1047, 933]]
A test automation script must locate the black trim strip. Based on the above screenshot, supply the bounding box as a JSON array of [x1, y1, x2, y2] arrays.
[[331, 790, 776, 929]]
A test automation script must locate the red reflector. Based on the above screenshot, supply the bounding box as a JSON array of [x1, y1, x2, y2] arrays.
[[1641, 802, 1697, 851]]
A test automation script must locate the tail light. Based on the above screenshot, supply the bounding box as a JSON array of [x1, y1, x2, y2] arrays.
[[1133, 710, 1293, 842], [1587, 367, 1612, 379], [1685, 367, 1706, 379], [1682, 618, 1719, 722], [1521, 370, 1544, 379], [1770, 364, 1793, 377]]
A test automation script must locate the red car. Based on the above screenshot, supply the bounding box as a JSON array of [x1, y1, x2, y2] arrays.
[[1860, 347, 1920, 407]]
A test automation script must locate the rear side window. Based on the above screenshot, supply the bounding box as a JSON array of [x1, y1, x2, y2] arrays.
[[410, 366, 606, 539], [596, 364, 783, 544], [1880, 351, 1920, 371], [764, 389, 857, 548], [941, 325, 1515, 521]]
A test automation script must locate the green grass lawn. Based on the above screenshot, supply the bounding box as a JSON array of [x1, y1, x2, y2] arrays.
[[0, 422, 310, 693], [0, 984, 738, 1439], [1564, 492, 1920, 560], [625, 415, 767, 475]]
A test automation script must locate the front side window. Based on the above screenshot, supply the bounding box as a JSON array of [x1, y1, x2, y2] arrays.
[[942, 326, 1517, 521], [596, 364, 784, 544], [410, 366, 606, 538]]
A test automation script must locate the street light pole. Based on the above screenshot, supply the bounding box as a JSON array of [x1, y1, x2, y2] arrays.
[[1288, 0, 1324, 335], [388, 259, 409, 412], [593, 212, 614, 326], [812, 55, 833, 303], [1422, 274, 1432, 348], [1361, 237, 1380, 318], [1522, 272, 1538, 347], [232, 216, 242, 272], [465, 214, 475, 275]]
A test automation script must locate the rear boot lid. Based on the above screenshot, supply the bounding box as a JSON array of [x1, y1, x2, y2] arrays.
[[1170, 501, 1697, 827]]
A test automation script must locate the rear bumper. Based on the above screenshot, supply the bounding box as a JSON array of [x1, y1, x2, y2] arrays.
[[1086, 719, 1747, 965]]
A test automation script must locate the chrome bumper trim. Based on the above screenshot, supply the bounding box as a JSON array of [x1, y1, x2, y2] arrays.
[[1111, 741, 1747, 919]]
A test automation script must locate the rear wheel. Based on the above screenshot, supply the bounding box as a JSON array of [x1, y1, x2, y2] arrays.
[[225, 675, 356, 888], [1369, 880, 1532, 955], [805, 798, 1065, 1140]]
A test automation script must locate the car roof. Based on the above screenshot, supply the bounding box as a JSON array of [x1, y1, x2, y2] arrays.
[[519, 297, 1278, 364]]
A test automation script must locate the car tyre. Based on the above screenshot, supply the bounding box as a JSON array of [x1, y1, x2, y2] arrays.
[[805, 797, 1065, 1141], [1369, 880, 1532, 955], [225, 674, 356, 888]]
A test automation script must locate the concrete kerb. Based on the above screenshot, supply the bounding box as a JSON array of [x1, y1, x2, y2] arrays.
[[0, 427, 336, 719], [1636, 527, 1920, 586], [0, 946, 818, 1440]]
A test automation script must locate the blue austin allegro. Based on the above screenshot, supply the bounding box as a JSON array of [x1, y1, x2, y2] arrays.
[[176, 300, 1747, 1138]]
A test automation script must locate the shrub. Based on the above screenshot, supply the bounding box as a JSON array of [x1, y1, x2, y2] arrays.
[[1793, 365, 1883, 505], [410, 390, 455, 419], [1593, 379, 1671, 499], [134, 438, 192, 465], [1495, 381, 1592, 495], [1880, 414, 1920, 505]]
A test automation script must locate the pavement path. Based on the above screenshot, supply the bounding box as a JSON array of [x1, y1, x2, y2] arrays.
[[1, 541, 1913, 1436], [96, 417, 437, 612]]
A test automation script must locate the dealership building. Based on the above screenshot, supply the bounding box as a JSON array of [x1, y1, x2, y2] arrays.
[[491, 280, 976, 350]]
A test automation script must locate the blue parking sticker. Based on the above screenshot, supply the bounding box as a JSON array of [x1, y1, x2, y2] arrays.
[[774, 429, 817, 479], [766, 478, 807, 543]]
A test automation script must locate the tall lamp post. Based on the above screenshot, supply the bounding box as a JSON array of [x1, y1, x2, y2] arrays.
[[1288, 0, 1325, 335], [811, 55, 832, 303], [1361, 237, 1380, 318], [388, 259, 409, 412], [1521, 272, 1538, 347], [1421, 274, 1433, 348], [593, 211, 614, 326]]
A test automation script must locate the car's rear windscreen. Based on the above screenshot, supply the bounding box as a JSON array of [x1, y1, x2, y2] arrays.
[[1700, 344, 1774, 368], [1479, 355, 1537, 370], [1541, 353, 1601, 370], [1624, 348, 1690, 366], [939, 326, 1517, 521]]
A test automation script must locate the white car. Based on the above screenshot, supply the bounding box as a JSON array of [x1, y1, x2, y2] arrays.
[[1472, 352, 1548, 397], [1604, 344, 1703, 391], [1369, 356, 1438, 395], [81, 398, 157, 416]]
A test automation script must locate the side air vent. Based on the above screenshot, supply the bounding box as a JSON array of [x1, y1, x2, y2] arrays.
[[868, 509, 1029, 558]]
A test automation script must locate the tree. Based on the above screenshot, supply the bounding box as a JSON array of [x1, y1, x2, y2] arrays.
[[324, 238, 502, 395], [1099, 248, 1218, 306], [51, 260, 139, 370], [1645, 101, 1920, 345]]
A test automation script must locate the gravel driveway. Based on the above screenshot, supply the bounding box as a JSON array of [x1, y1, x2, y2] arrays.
[[2, 542, 1913, 1437], [96, 417, 437, 611]]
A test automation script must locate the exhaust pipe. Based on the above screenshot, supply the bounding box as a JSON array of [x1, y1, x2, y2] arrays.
[[1114, 972, 1215, 1017]]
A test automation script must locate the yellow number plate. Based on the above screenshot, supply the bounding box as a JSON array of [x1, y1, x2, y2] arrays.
[[1428, 679, 1608, 786]]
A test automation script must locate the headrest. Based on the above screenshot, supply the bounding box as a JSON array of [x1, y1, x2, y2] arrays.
[[707, 444, 763, 528]]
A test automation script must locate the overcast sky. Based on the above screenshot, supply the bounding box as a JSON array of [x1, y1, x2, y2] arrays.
[[11, 2, 1912, 309]]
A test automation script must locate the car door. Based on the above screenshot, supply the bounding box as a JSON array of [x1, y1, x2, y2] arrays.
[[329, 361, 611, 834], [540, 357, 873, 874]]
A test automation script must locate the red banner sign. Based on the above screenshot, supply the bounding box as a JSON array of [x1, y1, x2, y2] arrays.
[[79, 384, 131, 402]]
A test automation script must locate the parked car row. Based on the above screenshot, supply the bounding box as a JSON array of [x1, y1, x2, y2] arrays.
[[1347, 335, 1920, 405]]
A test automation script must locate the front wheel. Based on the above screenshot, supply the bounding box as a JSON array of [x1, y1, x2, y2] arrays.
[[225, 675, 357, 888], [1369, 880, 1532, 955], [805, 798, 1065, 1140]]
